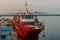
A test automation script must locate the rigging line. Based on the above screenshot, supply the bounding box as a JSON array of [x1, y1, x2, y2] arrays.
[[25, 0, 29, 14]]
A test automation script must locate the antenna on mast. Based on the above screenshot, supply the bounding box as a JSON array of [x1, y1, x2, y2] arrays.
[[25, 0, 29, 14]]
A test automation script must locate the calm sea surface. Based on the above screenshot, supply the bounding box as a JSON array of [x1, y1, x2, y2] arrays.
[[38, 16, 60, 40]]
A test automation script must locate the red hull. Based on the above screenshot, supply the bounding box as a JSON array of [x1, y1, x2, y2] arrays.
[[16, 27, 44, 40], [28, 27, 44, 37], [23, 22, 35, 25], [14, 23, 44, 37]]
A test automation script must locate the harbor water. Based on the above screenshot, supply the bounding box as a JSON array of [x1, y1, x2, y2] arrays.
[[0, 16, 60, 40], [38, 16, 60, 40]]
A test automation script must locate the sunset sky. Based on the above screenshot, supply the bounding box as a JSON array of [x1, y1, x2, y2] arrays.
[[0, 0, 60, 14]]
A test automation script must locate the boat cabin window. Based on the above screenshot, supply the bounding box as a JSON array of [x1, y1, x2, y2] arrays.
[[22, 16, 34, 19]]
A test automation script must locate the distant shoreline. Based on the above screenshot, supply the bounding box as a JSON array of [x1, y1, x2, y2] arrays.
[[0, 14, 60, 16]]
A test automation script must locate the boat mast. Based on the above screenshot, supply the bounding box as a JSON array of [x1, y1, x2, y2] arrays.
[[25, 0, 29, 14]]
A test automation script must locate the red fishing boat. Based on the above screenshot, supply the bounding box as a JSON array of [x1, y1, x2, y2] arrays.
[[13, 13, 45, 40], [13, 0, 45, 40]]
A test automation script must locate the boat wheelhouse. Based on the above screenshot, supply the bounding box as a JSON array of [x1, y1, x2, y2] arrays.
[[18, 13, 37, 26]]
